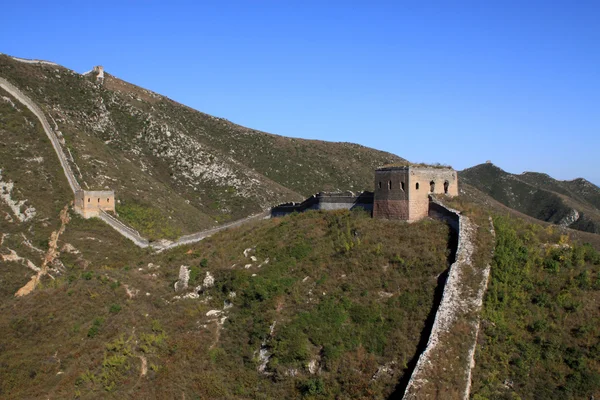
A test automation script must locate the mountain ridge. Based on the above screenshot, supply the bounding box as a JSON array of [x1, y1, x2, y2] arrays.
[[459, 162, 600, 234]]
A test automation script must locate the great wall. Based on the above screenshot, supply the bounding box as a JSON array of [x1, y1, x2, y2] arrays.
[[0, 60, 493, 398], [0, 74, 269, 251]]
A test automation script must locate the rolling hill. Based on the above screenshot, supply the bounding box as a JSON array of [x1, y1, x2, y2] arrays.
[[459, 163, 600, 234]]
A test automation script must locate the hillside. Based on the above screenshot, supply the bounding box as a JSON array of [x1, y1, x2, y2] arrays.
[[0, 54, 404, 238], [2, 53, 600, 400], [0, 207, 454, 399], [459, 163, 600, 234], [471, 215, 600, 399]]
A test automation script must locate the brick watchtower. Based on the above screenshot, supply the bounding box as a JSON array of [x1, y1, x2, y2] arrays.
[[373, 165, 458, 221]]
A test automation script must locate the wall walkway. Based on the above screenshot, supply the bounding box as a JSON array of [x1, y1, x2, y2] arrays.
[[0, 77, 80, 193], [0, 75, 269, 251], [402, 197, 494, 400]]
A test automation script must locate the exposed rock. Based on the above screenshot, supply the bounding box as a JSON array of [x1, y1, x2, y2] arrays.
[[60, 243, 80, 254], [257, 258, 270, 268], [124, 285, 139, 299], [174, 265, 190, 292], [372, 361, 396, 380], [203, 271, 214, 288], [558, 208, 580, 227], [243, 247, 255, 258], [308, 359, 320, 374], [0, 169, 37, 222], [15, 204, 70, 297]]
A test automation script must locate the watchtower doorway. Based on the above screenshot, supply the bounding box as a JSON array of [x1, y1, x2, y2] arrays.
[[430, 180, 435, 193], [444, 180, 449, 194]]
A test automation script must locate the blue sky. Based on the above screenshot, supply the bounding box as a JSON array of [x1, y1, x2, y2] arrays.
[[2, 1, 599, 185]]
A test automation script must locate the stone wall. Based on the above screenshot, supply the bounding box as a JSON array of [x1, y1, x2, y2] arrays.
[[373, 168, 409, 219], [373, 166, 458, 221], [408, 167, 458, 221], [271, 192, 373, 217], [0, 77, 80, 193], [93, 66, 104, 84], [402, 197, 493, 400], [74, 190, 115, 218], [98, 209, 149, 248]]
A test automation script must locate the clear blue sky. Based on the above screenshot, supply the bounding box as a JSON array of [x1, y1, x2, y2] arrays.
[[2, 1, 599, 185]]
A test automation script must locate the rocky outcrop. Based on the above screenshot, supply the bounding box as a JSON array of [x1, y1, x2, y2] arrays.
[[558, 208, 580, 227], [174, 265, 190, 292]]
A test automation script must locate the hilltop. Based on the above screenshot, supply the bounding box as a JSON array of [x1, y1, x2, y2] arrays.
[[459, 163, 600, 234]]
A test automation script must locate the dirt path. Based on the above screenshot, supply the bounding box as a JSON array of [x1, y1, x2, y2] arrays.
[[15, 204, 70, 297]]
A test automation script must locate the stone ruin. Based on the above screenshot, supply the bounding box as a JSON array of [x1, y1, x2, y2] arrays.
[[271, 165, 459, 222], [73, 190, 115, 218], [92, 65, 104, 84]]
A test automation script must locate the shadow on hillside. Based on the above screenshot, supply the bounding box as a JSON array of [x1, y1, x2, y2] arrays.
[[387, 221, 459, 399]]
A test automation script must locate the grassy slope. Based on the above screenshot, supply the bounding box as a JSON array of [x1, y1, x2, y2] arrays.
[[471, 215, 600, 400], [0, 55, 405, 238], [0, 87, 74, 296], [0, 209, 452, 399], [518, 172, 600, 211], [459, 182, 600, 250], [459, 163, 600, 234]]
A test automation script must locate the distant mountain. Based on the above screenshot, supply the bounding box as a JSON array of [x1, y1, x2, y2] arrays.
[[459, 163, 600, 234], [0, 54, 404, 238]]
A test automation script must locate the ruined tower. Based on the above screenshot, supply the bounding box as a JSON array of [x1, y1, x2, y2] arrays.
[[92, 65, 104, 84], [373, 165, 458, 221], [74, 190, 115, 218]]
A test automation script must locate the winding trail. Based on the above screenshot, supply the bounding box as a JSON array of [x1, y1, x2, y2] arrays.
[[15, 204, 70, 297], [0, 75, 270, 251]]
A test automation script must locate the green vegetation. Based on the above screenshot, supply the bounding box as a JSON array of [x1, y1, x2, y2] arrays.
[[471, 215, 600, 399], [460, 163, 600, 234], [0, 209, 454, 398], [0, 54, 404, 237], [116, 200, 181, 240]]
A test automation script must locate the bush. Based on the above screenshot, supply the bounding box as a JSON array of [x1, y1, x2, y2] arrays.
[[109, 304, 121, 314]]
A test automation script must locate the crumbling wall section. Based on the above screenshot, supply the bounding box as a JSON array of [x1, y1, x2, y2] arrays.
[[403, 197, 492, 400], [271, 192, 373, 217]]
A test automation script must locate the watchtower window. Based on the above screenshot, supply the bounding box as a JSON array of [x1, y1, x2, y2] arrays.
[[388, 181, 392, 190], [430, 180, 435, 193], [107, 198, 110, 203], [416, 182, 419, 190], [401, 181, 405, 191], [378, 181, 382, 189], [444, 180, 449, 194], [98, 198, 100, 203], [88, 198, 90, 203]]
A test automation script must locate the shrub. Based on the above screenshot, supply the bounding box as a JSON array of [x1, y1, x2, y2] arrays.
[[109, 304, 121, 314]]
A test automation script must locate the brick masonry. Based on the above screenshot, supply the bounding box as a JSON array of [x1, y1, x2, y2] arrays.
[[74, 190, 115, 218], [373, 166, 458, 221]]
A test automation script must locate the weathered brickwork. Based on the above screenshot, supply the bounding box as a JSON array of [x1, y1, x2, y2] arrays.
[[373, 168, 409, 219], [271, 192, 373, 217], [374, 166, 458, 222], [74, 190, 115, 218]]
